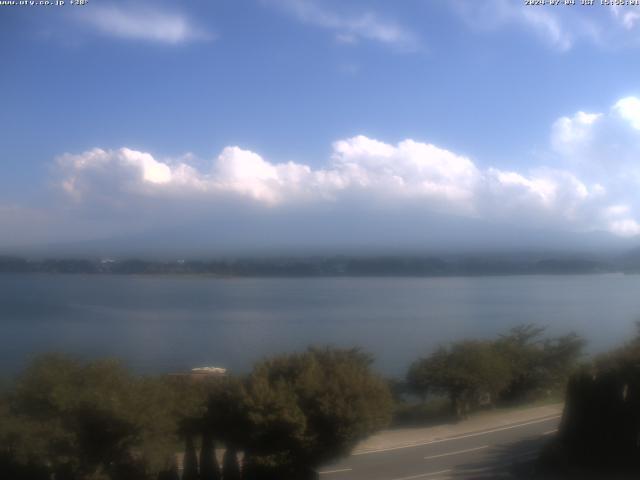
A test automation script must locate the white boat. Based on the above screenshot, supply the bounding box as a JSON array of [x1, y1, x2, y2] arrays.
[[190, 366, 227, 375]]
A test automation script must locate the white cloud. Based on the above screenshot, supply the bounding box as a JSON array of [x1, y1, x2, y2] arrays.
[[451, 0, 640, 52], [611, 6, 640, 30], [453, 0, 577, 51], [56, 137, 482, 211], [53, 114, 639, 240], [551, 111, 601, 154], [267, 0, 418, 50], [76, 5, 212, 44], [600, 204, 640, 237], [458, 1, 640, 52], [549, 96, 640, 183], [544, 96, 640, 235], [58, 147, 175, 201], [609, 219, 640, 237], [519, 7, 573, 51], [8, 96, 640, 250], [613, 96, 640, 129]]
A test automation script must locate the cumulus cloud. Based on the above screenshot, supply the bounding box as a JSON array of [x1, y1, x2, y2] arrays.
[[7, 96, 640, 251], [613, 96, 640, 130], [51, 97, 640, 243], [549, 96, 640, 183], [547, 96, 640, 236], [551, 111, 601, 154], [267, 0, 418, 50], [55, 137, 482, 211], [76, 5, 212, 44]]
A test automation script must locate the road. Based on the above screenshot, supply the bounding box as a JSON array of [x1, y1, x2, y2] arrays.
[[318, 414, 560, 480]]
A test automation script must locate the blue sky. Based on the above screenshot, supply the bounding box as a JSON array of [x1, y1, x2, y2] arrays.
[[3, 0, 640, 252]]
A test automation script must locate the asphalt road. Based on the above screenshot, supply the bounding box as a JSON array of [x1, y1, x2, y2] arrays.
[[317, 414, 561, 480]]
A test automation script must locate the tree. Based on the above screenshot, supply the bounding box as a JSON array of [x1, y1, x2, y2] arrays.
[[495, 325, 585, 403], [408, 326, 586, 415], [547, 333, 640, 476], [239, 347, 392, 477], [199, 431, 220, 480], [595, 321, 640, 372], [7, 354, 140, 478], [2, 354, 190, 480], [494, 324, 549, 401], [156, 465, 180, 480], [204, 377, 248, 449], [182, 434, 198, 480], [222, 447, 241, 480], [407, 341, 511, 418], [540, 333, 585, 387]]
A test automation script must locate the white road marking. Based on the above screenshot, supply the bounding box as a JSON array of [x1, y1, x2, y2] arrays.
[[352, 415, 561, 456], [318, 468, 353, 475], [424, 444, 489, 460], [542, 429, 558, 436], [390, 469, 452, 480]]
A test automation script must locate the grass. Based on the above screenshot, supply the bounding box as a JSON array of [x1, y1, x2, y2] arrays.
[[391, 390, 565, 429], [391, 397, 454, 427]]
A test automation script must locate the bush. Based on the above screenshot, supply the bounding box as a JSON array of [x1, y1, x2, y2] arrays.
[[238, 347, 392, 476]]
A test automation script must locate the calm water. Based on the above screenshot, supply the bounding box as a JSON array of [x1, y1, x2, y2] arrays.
[[1, 273, 638, 377]]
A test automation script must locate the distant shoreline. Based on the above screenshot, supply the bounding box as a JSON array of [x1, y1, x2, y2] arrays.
[[0, 271, 628, 277], [0, 253, 633, 278]]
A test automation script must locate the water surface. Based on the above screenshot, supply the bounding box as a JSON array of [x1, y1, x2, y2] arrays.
[[1, 273, 637, 377]]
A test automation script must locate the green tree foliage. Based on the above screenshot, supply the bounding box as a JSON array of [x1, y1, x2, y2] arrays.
[[2, 348, 391, 480], [495, 325, 585, 401], [407, 326, 585, 417], [1, 354, 142, 479], [0, 354, 196, 480], [407, 341, 511, 418], [204, 377, 248, 449], [493, 324, 547, 401], [595, 321, 640, 371], [237, 347, 392, 477]]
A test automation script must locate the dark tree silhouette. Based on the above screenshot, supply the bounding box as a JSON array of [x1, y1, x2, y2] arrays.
[[222, 447, 241, 480], [199, 432, 220, 480], [182, 434, 199, 480], [157, 465, 180, 480], [543, 328, 640, 476]]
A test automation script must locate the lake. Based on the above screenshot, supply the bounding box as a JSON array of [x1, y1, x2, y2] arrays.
[[1, 273, 638, 377]]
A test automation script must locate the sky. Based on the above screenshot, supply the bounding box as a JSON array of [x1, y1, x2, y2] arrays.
[[3, 0, 640, 255]]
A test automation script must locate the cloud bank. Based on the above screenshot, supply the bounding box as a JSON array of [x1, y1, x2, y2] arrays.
[[51, 138, 603, 239], [4, 96, 640, 252], [49, 96, 640, 240]]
